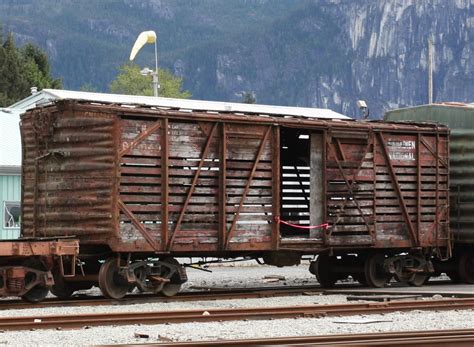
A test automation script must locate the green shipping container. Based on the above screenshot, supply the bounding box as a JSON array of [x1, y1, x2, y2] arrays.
[[385, 103, 474, 244]]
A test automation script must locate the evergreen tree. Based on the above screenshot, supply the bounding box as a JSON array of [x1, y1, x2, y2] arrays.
[[21, 43, 61, 91], [109, 63, 191, 99], [0, 29, 61, 107]]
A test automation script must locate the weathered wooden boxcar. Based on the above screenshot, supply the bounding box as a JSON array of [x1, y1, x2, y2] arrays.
[[21, 96, 449, 298]]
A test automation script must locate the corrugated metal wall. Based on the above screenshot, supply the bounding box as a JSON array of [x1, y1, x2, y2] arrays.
[[0, 174, 21, 239], [385, 104, 474, 243]]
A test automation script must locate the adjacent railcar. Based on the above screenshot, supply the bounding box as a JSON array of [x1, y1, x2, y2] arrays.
[[0, 238, 78, 302], [20, 98, 449, 298], [386, 103, 474, 283]]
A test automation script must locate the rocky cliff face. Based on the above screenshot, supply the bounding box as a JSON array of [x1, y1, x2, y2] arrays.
[[339, 0, 474, 117], [1, 0, 472, 118], [174, 0, 473, 118]]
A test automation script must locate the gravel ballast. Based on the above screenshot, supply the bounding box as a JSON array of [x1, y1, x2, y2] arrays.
[[0, 263, 472, 346]]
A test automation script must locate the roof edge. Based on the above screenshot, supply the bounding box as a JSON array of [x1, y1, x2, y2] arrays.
[[36, 89, 350, 120], [0, 166, 21, 175]]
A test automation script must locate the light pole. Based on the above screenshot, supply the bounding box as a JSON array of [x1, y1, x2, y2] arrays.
[[130, 31, 160, 97]]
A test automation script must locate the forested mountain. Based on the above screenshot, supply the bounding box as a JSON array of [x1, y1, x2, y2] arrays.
[[1, 0, 472, 117]]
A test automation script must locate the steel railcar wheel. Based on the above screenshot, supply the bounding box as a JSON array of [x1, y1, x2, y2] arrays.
[[161, 283, 182, 297], [159, 258, 183, 297], [314, 255, 337, 288], [50, 267, 74, 299], [21, 259, 49, 303], [98, 258, 129, 299], [22, 284, 49, 303], [458, 252, 474, 284], [408, 273, 430, 286], [364, 253, 391, 288]]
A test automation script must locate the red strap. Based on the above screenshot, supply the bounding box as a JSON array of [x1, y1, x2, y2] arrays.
[[275, 216, 329, 230]]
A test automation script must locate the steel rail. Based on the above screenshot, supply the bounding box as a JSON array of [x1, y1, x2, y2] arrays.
[[2, 297, 474, 331], [0, 285, 325, 310], [130, 329, 474, 346], [0, 279, 465, 311], [0, 278, 464, 311]]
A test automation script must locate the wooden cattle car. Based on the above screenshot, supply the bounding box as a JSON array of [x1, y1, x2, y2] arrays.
[[20, 95, 449, 298]]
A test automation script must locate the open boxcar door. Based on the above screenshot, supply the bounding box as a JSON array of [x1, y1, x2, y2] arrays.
[[278, 127, 374, 246]]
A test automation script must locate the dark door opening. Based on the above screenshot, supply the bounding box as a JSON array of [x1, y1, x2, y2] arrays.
[[280, 128, 312, 239]]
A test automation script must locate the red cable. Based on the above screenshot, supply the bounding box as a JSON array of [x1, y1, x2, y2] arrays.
[[275, 216, 329, 230]]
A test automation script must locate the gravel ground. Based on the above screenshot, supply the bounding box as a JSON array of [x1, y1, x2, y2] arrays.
[[0, 262, 472, 346]]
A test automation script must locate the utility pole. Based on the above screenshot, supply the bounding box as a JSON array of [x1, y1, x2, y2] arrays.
[[428, 37, 433, 104]]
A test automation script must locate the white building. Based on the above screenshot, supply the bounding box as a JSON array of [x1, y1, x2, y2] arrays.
[[0, 109, 22, 238]]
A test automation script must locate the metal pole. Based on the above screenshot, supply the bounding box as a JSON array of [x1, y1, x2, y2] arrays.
[[428, 38, 433, 104], [153, 40, 159, 97], [152, 73, 159, 97]]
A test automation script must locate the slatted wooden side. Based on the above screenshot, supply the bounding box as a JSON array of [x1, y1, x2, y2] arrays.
[[119, 117, 163, 242], [374, 133, 449, 247], [325, 132, 375, 245], [116, 117, 275, 251], [167, 121, 220, 247], [325, 130, 449, 248], [225, 124, 274, 247]]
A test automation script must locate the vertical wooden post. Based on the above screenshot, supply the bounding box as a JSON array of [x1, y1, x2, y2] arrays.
[[161, 118, 169, 251], [219, 123, 227, 250], [112, 114, 121, 237], [372, 133, 377, 241], [322, 130, 329, 245], [272, 126, 280, 249], [310, 132, 324, 239], [417, 133, 421, 240]]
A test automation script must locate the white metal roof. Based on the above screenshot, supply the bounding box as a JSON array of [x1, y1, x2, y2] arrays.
[[3, 89, 349, 174], [0, 110, 21, 171], [10, 89, 350, 120]]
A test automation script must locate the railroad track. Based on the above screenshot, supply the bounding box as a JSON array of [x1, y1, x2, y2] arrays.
[[133, 329, 474, 346], [0, 279, 464, 311], [0, 285, 325, 310], [2, 297, 474, 331]]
